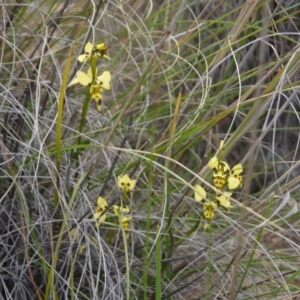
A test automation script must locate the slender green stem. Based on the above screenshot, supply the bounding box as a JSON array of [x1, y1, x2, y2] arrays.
[[155, 225, 162, 300]]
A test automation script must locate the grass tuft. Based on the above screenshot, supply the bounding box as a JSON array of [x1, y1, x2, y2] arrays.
[[1, 1, 300, 299]]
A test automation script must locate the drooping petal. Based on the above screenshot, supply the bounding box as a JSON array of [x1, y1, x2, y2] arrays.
[[94, 98, 102, 112], [78, 54, 89, 63], [68, 76, 80, 87], [231, 163, 243, 175], [195, 184, 206, 202], [96, 71, 111, 90], [87, 67, 94, 79], [76, 70, 92, 86], [216, 192, 232, 209], [228, 176, 240, 190], [84, 42, 93, 54], [77, 42, 93, 62], [208, 157, 219, 170]]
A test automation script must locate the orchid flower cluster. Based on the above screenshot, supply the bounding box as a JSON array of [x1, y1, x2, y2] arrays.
[[69, 42, 111, 112], [92, 174, 136, 239], [194, 141, 243, 229], [70, 173, 136, 255]]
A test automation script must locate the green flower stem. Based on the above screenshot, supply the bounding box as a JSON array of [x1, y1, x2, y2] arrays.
[[206, 225, 213, 300], [76, 57, 96, 147], [77, 87, 91, 144], [155, 225, 162, 300]]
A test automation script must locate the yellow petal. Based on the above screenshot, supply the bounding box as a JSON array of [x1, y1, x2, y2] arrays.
[[113, 205, 121, 216], [195, 184, 206, 202], [228, 176, 240, 190], [87, 67, 94, 79], [121, 216, 132, 224], [95, 43, 106, 51], [113, 205, 130, 216], [94, 98, 102, 112], [84, 42, 93, 54], [208, 157, 219, 170], [231, 163, 243, 175], [77, 71, 92, 86], [97, 71, 111, 90], [95, 43, 111, 60], [93, 211, 106, 227], [68, 77, 79, 87], [219, 140, 224, 151], [78, 54, 88, 63], [118, 174, 136, 192], [216, 192, 232, 209], [122, 205, 130, 214], [96, 196, 108, 211]]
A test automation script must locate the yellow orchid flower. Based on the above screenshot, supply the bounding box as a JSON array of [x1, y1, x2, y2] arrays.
[[94, 43, 111, 60], [213, 172, 227, 189], [93, 196, 108, 227], [69, 69, 111, 88], [203, 201, 217, 220], [117, 174, 136, 192], [78, 42, 110, 62], [112, 205, 130, 216], [208, 157, 230, 173]]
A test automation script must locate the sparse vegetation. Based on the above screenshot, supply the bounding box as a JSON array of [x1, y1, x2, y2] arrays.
[[1, 1, 300, 299]]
